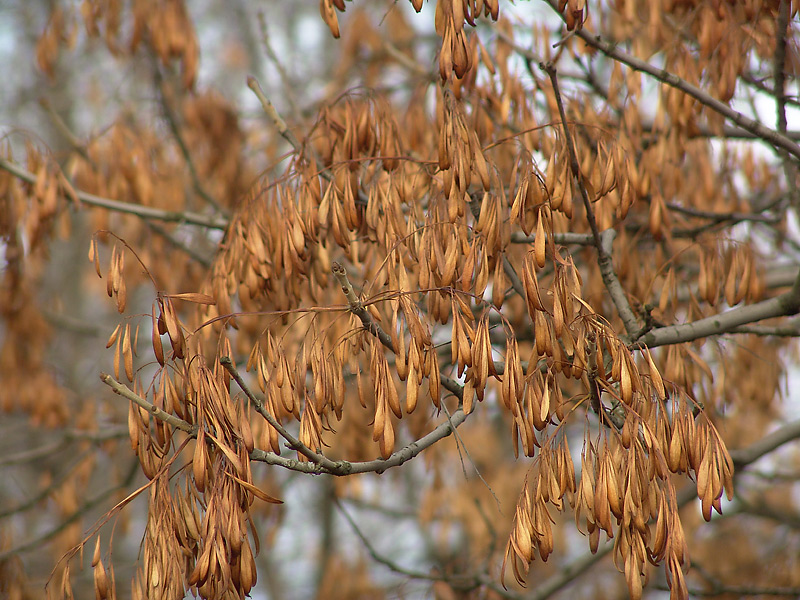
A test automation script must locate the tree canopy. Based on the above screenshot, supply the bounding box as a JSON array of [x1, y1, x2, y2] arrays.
[[1, 1, 800, 599]]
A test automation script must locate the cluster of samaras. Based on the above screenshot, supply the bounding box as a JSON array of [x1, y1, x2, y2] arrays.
[[138, 79, 733, 600], [86, 5, 739, 599]]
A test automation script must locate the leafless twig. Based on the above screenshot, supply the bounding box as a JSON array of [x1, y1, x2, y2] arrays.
[[247, 76, 302, 153], [539, 0, 800, 161], [541, 61, 640, 337], [634, 269, 800, 348], [0, 157, 228, 230], [221, 356, 344, 470], [100, 373, 196, 433], [155, 69, 226, 215]]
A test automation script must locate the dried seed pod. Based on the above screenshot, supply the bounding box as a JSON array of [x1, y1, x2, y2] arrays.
[[192, 431, 207, 493]]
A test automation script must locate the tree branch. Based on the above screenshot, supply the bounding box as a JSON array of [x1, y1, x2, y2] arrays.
[[220, 356, 346, 470], [155, 68, 226, 215], [510, 231, 596, 245], [541, 62, 640, 338], [634, 269, 800, 348], [247, 76, 302, 153], [0, 157, 229, 230], [539, 0, 800, 160], [0, 459, 139, 561], [100, 373, 196, 433], [729, 418, 800, 470], [331, 261, 395, 348], [332, 262, 464, 400], [249, 407, 467, 476]]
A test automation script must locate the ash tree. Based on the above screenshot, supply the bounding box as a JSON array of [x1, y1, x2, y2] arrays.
[[2, 1, 800, 599]]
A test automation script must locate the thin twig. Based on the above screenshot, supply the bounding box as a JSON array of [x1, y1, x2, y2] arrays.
[[665, 202, 778, 224], [331, 262, 464, 400], [510, 231, 595, 245], [440, 399, 502, 509], [331, 261, 395, 348], [155, 70, 226, 215], [220, 356, 344, 470], [0, 451, 92, 519], [0, 460, 139, 561], [539, 0, 800, 161], [100, 373, 196, 433], [249, 407, 468, 475], [634, 269, 800, 349], [101, 359, 468, 478], [382, 39, 434, 79], [145, 221, 213, 267], [247, 75, 370, 208], [0, 157, 228, 230], [502, 256, 526, 299], [730, 418, 800, 470], [773, 0, 798, 206], [335, 498, 505, 595], [256, 11, 303, 124], [729, 321, 800, 336], [247, 76, 302, 152], [542, 62, 640, 337], [741, 74, 800, 110], [38, 98, 97, 168], [336, 499, 454, 581], [542, 62, 602, 248]]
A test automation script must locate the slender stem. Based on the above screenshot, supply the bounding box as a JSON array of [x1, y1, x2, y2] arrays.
[[331, 261, 394, 348], [542, 62, 602, 249], [100, 373, 195, 433], [247, 76, 302, 153], [538, 0, 800, 160], [634, 269, 800, 349], [220, 356, 344, 470], [249, 407, 467, 475], [155, 70, 226, 215], [542, 62, 640, 337], [0, 157, 228, 230]]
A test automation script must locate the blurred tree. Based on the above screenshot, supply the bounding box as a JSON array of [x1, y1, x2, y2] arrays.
[[2, 1, 800, 599]]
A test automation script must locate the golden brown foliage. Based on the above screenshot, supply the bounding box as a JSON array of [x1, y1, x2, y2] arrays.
[[2, 1, 800, 599]]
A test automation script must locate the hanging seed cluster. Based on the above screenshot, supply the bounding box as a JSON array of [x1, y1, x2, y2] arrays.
[[94, 82, 736, 599], [6, 0, 791, 599], [91, 24, 738, 600]]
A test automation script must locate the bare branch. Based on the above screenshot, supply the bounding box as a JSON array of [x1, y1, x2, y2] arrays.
[[247, 75, 302, 153], [0, 460, 139, 561], [634, 269, 800, 348], [541, 62, 640, 337], [510, 231, 596, 245], [250, 407, 468, 476], [256, 11, 303, 124], [730, 418, 800, 470], [145, 221, 214, 267], [331, 262, 464, 400], [0, 451, 91, 519], [539, 0, 800, 160], [331, 261, 395, 348], [502, 256, 526, 299], [729, 321, 800, 337], [773, 0, 799, 206], [597, 229, 641, 339], [155, 69, 226, 215], [542, 62, 603, 249], [665, 202, 779, 224], [100, 373, 196, 433], [0, 157, 229, 230], [221, 356, 345, 470]]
